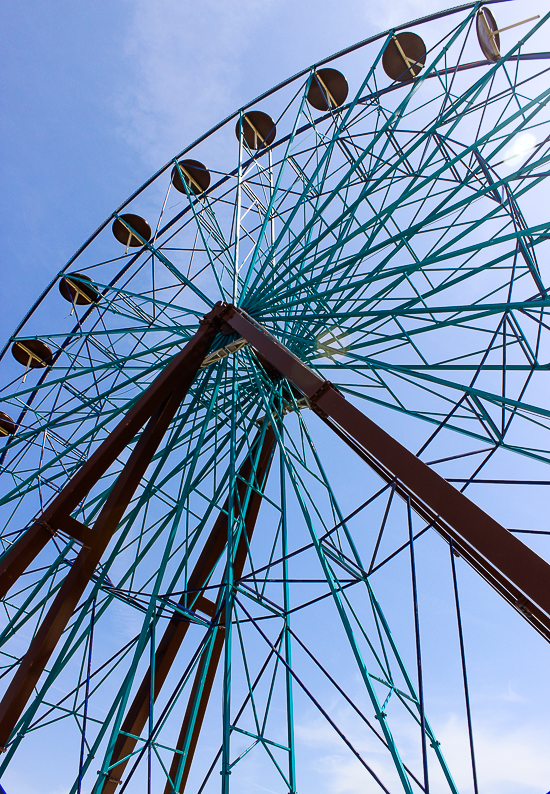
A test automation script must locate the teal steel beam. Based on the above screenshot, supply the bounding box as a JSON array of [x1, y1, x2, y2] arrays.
[[225, 305, 550, 641]]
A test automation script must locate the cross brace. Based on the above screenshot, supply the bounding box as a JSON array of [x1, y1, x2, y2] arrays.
[[224, 305, 550, 642], [0, 301, 549, 785], [99, 426, 275, 794]]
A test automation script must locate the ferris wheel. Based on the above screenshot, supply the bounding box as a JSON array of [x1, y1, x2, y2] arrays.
[[1, 3, 549, 792]]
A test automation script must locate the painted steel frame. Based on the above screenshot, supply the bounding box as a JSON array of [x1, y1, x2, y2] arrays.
[[1, 304, 548, 789], [1, 4, 550, 791]]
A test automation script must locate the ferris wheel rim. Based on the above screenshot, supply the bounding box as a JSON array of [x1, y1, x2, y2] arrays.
[[1, 5, 550, 790], [2, 0, 543, 364]]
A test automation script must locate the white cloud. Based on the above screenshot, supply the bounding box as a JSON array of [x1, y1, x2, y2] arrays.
[[115, 0, 464, 168], [117, 0, 279, 166], [295, 707, 550, 794], [317, 754, 390, 794], [436, 713, 550, 794]]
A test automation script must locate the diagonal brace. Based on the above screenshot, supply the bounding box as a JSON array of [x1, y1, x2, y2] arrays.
[[0, 304, 226, 747], [224, 305, 550, 642], [99, 425, 276, 794]]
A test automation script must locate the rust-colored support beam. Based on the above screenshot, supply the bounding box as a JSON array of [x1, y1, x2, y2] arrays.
[[164, 629, 224, 794], [0, 304, 226, 599], [163, 427, 275, 794], [224, 306, 550, 642], [0, 308, 224, 748], [100, 425, 276, 794]]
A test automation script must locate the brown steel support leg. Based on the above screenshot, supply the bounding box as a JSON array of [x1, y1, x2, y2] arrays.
[[165, 626, 225, 794], [163, 427, 275, 794], [224, 306, 550, 642], [0, 312, 223, 747], [100, 425, 276, 794], [0, 304, 226, 599]]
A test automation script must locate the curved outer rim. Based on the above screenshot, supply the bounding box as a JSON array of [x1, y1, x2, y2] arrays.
[[1, 0, 547, 365], [0, 7, 549, 780]]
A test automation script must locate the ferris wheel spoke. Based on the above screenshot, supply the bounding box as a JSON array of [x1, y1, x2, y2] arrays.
[[341, 354, 550, 423], [95, 422, 276, 794], [263, 220, 547, 339], [244, 91, 411, 302], [2, 7, 550, 791], [274, 94, 549, 303]]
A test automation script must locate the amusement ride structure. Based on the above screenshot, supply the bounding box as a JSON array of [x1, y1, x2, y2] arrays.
[[0, 2, 549, 792]]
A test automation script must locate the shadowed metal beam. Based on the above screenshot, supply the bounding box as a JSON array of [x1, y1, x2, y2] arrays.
[[99, 425, 276, 794], [0, 305, 225, 748], [225, 305, 550, 642]]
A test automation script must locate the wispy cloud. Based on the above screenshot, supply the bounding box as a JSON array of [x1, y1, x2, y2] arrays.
[[116, 0, 280, 166], [295, 706, 550, 794], [115, 0, 460, 168], [437, 713, 550, 794]]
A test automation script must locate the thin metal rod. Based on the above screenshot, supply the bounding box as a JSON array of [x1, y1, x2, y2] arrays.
[[407, 499, 429, 793], [148, 622, 155, 794], [221, 352, 238, 794], [449, 540, 479, 794], [280, 442, 296, 792], [494, 15, 540, 35], [77, 598, 96, 794]]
